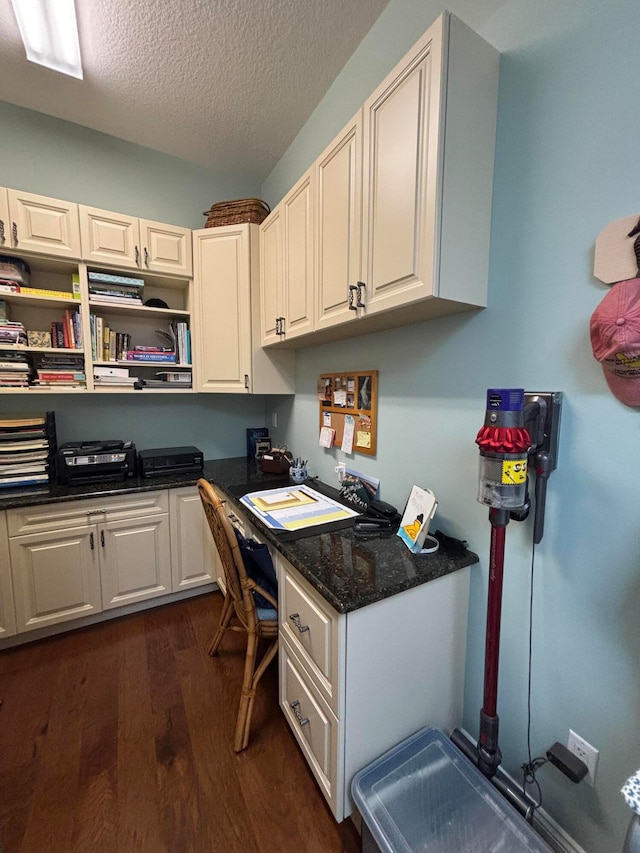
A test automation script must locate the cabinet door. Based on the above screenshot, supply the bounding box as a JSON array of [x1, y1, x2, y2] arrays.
[[315, 111, 363, 331], [100, 514, 171, 609], [140, 219, 193, 277], [0, 511, 17, 638], [79, 205, 141, 268], [0, 187, 9, 251], [361, 17, 444, 315], [169, 486, 219, 592], [7, 189, 81, 259], [282, 170, 314, 340], [10, 525, 101, 632], [259, 206, 284, 346], [192, 224, 252, 393]]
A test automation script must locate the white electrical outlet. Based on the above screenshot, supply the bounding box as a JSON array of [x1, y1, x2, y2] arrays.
[[335, 462, 346, 483], [567, 730, 599, 786]]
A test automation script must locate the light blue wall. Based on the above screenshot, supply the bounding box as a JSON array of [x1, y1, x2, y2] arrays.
[[262, 1, 640, 851], [0, 100, 260, 228]]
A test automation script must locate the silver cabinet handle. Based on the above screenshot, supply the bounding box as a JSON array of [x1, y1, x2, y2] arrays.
[[135, 245, 140, 266], [348, 284, 358, 310], [90, 532, 94, 550], [244, 373, 250, 390], [290, 700, 309, 727], [289, 612, 309, 633], [0, 219, 4, 243], [356, 281, 366, 308], [100, 530, 105, 547], [12, 221, 18, 246], [144, 247, 149, 268]]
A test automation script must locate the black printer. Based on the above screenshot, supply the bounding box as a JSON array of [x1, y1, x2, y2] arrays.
[[138, 446, 204, 478], [57, 440, 137, 484]]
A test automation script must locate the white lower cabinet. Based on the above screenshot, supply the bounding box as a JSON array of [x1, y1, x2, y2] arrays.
[[9, 524, 102, 632], [169, 485, 219, 592], [99, 514, 171, 609], [277, 552, 471, 822], [5, 490, 179, 634], [0, 511, 17, 638]]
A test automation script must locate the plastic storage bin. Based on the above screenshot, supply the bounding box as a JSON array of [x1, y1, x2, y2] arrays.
[[351, 727, 551, 852]]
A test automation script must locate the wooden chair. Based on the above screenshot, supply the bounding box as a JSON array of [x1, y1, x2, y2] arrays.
[[197, 479, 279, 752]]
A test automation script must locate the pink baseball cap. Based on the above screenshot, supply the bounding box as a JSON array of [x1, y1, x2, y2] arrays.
[[590, 277, 640, 406]]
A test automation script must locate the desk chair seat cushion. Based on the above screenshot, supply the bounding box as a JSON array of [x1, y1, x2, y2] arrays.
[[256, 606, 278, 621], [234, 529, 278, 609]]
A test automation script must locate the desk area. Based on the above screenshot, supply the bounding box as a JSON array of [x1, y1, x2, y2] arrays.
[[0, 457, 478, 822]]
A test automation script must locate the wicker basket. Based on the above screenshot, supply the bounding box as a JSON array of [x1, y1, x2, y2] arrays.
[[203, 198, 271, 228]]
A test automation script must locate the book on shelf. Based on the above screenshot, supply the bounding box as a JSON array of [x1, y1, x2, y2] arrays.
[[89, 293, 143, 305], [19, 286, 76, 300], [0, 280, 21, 293], [156, 371, 192, 383], [36, 372, 86, 381], [125, 351, 176, 363], [88, 271, 145, 287]]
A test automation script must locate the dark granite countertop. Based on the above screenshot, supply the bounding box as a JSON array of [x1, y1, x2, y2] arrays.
[[0, 456, 479, 614]]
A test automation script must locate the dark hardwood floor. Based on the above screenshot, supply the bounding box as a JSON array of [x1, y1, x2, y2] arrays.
[[0, 592, 361, 853]]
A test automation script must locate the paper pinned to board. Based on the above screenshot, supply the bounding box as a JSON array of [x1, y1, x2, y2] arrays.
[[319, 426, 335, 447], [341, 414, 355, 453]]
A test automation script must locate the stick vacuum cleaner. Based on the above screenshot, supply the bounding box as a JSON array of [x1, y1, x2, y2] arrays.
[[450, 388, 562, 821]]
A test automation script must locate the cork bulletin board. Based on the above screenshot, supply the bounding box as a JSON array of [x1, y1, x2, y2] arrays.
[[317, 370, 378, 455]]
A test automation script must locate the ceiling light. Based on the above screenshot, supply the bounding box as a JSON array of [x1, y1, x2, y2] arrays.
[[10, 0, 83, 79]]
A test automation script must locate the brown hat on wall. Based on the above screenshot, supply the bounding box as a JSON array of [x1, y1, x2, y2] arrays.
[[590, 277, 640, 406]]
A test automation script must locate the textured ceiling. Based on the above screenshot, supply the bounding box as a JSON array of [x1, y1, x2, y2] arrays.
[[0, 0, 389, 180]]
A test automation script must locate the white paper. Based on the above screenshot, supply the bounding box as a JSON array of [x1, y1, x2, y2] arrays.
[[334, 389, 347, 406], [319, 426, 335, 448], [341, 414, 355, 453]]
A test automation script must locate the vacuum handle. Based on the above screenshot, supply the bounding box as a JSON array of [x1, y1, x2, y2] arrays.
[[533, 451, 552, 544]]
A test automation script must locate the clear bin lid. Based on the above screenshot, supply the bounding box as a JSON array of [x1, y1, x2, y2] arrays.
[[351, 727, 551, 852]]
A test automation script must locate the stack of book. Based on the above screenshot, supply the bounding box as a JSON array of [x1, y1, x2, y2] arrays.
[[93, 365, 138, 387], [0, 411, 56, 490], [0, 319, 27, 346], [51, 308, 82, 349], [0, 349, 32, 387], [125, 346, 176, 364], [33, 354, 86, 388], [88, 271, 144, 306]]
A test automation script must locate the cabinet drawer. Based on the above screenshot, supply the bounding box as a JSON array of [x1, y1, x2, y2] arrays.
[[279, 559, 343, 713], [280, 637, 342, 820], [7, 490, 169, 536]]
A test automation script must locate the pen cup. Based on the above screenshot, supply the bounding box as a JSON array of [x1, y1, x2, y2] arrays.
[[290, 467, 307, 484]]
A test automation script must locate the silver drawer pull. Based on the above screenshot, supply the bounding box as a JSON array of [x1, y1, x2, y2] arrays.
[[290, 700, 309, 727], [289, 612, 309, 633]]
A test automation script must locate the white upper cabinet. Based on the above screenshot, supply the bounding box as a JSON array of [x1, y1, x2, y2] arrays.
[[315, 110, 363, 332], [282, 169, 315, 340], [360, 13, 498, 321], [260, 169, 315, 345], [6, 189, 81, 259], [193, 222, 294, 394], [259, 206, 283, 346], [263, 12, 499, 346], [79, 205, 192, 276], [141, 218, 193, 277]]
